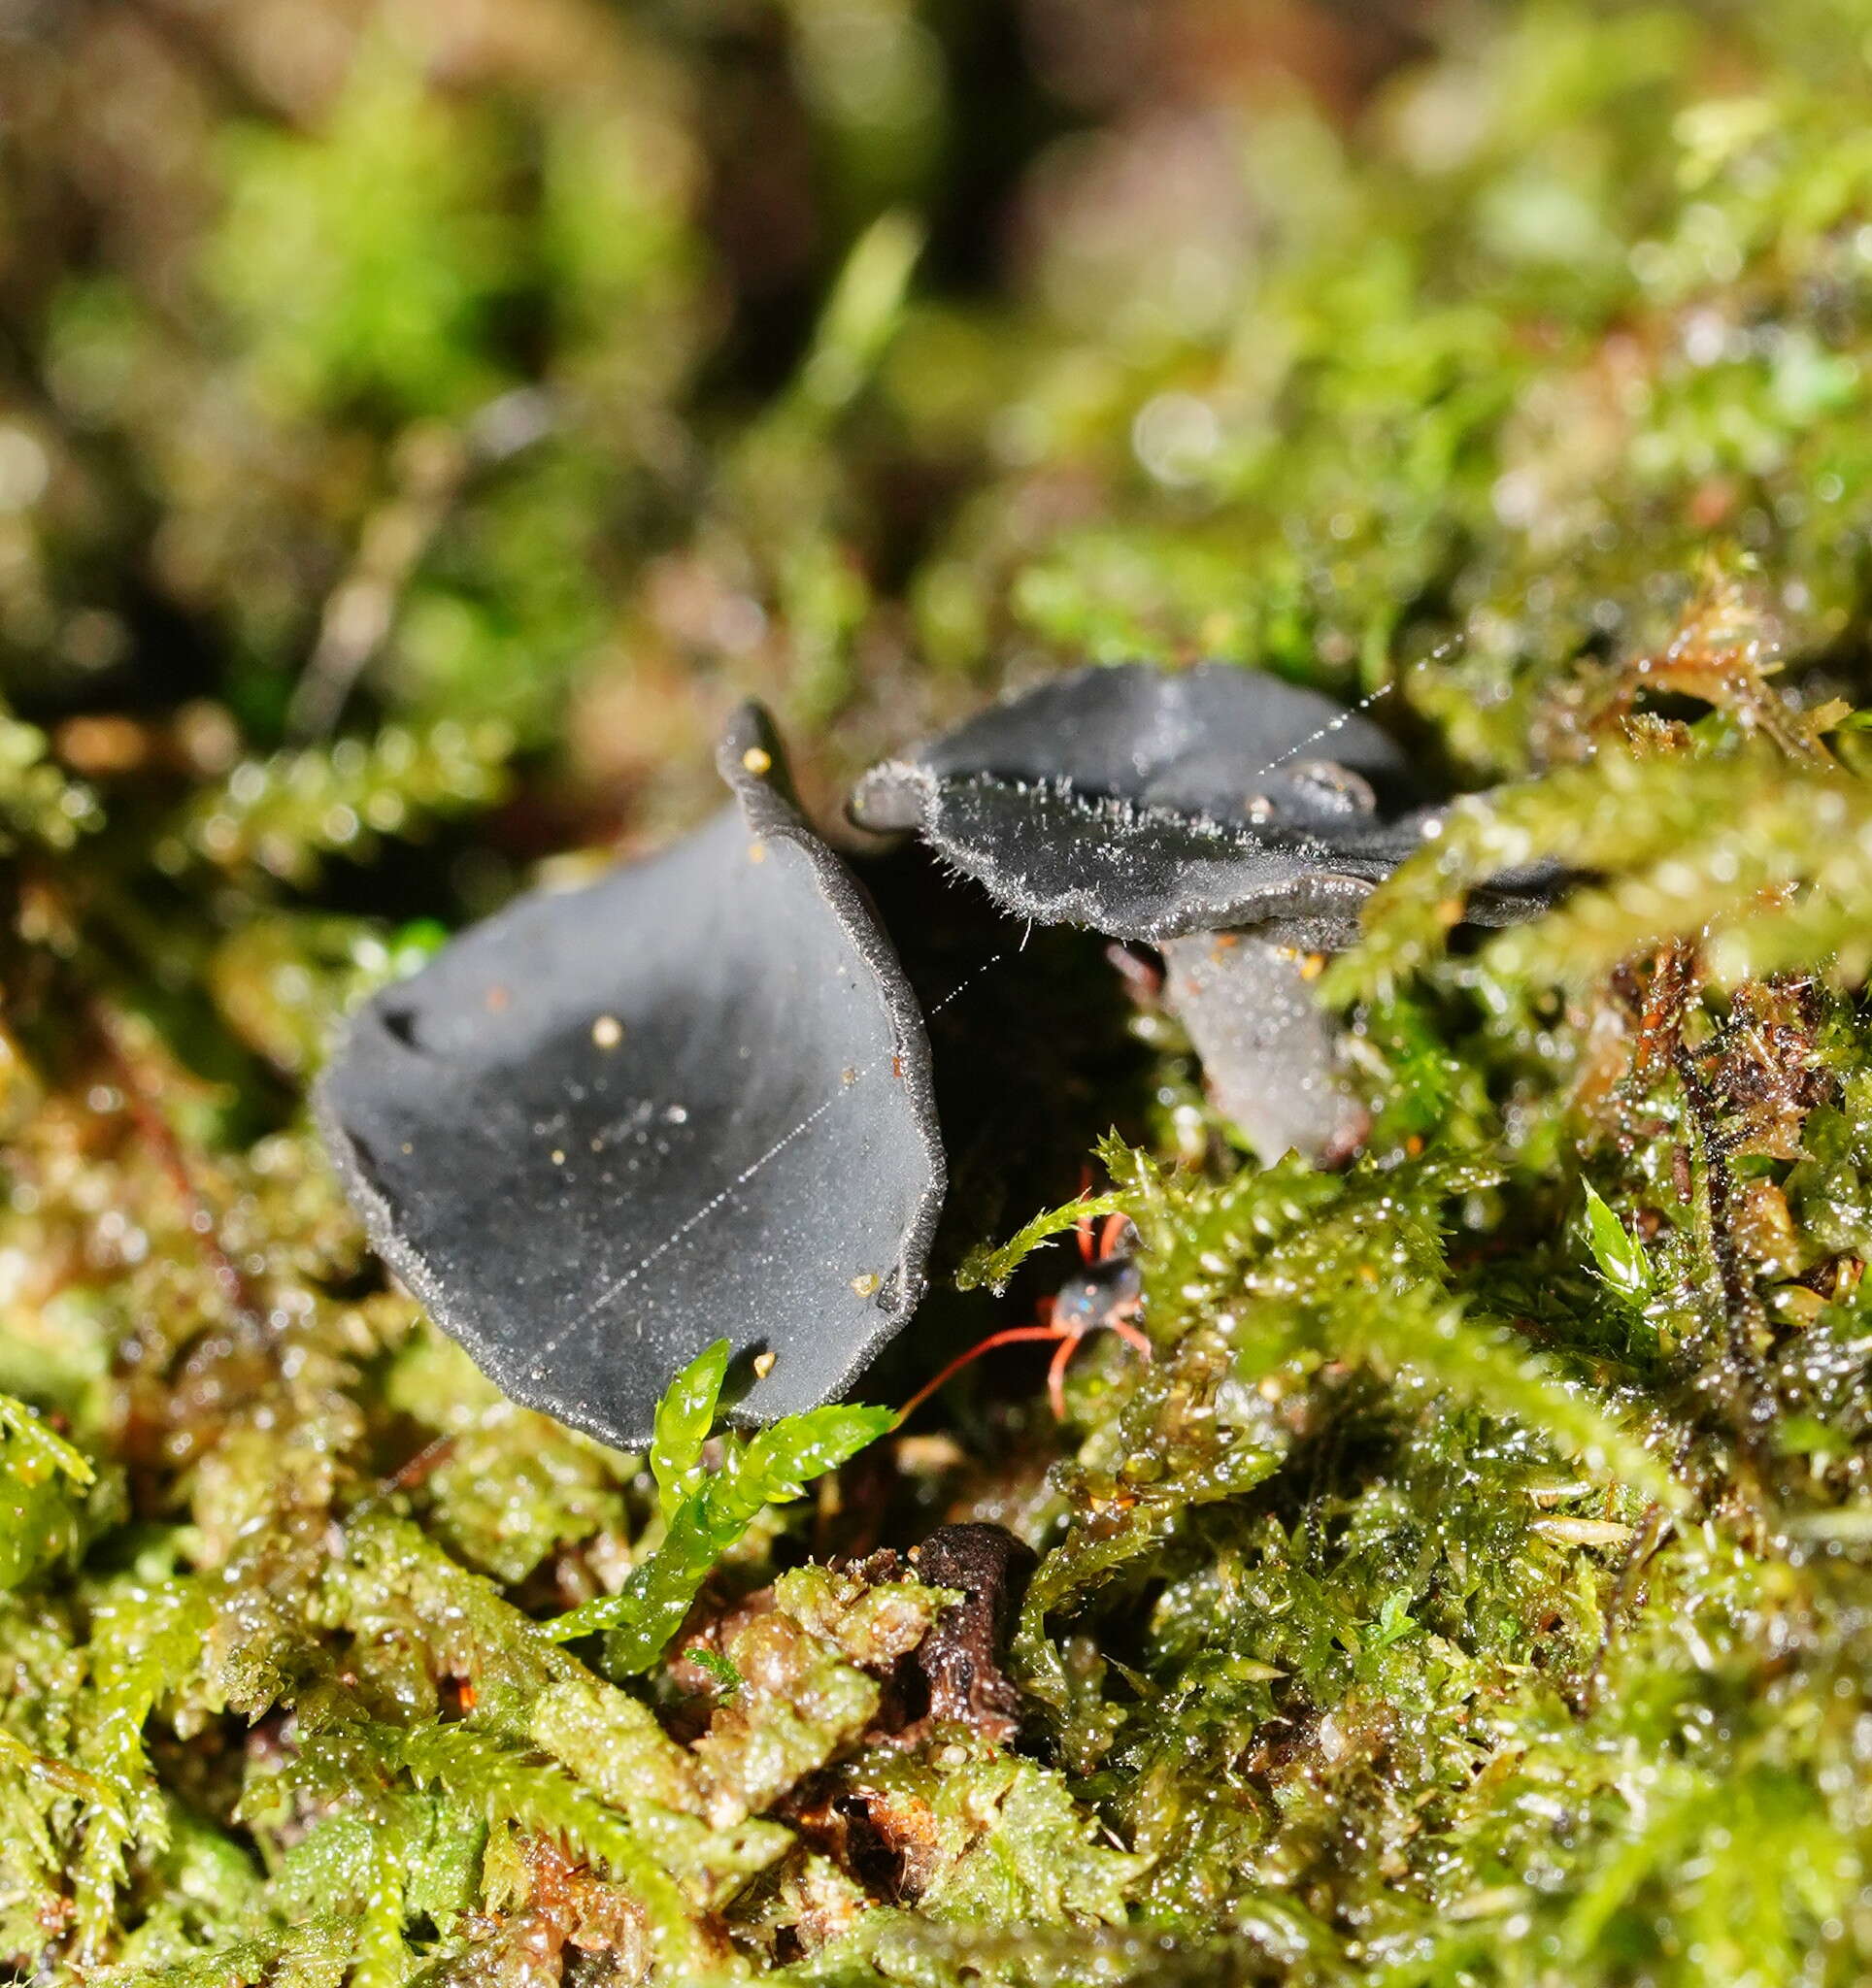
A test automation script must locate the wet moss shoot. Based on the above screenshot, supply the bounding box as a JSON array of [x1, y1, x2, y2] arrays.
[[7, 2, 1872, 1983]]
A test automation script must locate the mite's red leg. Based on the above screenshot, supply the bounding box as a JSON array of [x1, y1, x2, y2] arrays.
[[1049, 1309, 1152, 1419], [1095, 1211, 1131, 1264], [1075, 1209, 1095, 1263], [1108, 1314, 1153, 1359], [1047, 1331, 1080, 1421], [896, 1323, 1068, 1426]]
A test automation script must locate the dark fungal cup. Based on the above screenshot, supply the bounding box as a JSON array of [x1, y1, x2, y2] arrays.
[[852, 661, 1555, 1164], [316, 705, 944, 1451], [318, 666, 1555, 1444], [850, 660, 1435, 945]]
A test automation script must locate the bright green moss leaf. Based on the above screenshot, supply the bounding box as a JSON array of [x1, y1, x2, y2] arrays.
[[955, 1191, 1129, 1295], [773, 1563, 953, 1671], [1584, 1183, 1655, 1305], [919, 1755, 1149, 1929], [165, 719, 514, 887], [545, 1401, 893, 1666], [0, 712, 101, 853], [0, 1394, 93, 1590], [651, 1337, 729, 1524]]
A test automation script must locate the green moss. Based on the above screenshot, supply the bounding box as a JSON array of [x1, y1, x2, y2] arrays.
[[6, 1, 1872, 1981]]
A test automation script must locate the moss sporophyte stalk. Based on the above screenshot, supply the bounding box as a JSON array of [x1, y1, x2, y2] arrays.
[[8, 2, 1872, 1983]]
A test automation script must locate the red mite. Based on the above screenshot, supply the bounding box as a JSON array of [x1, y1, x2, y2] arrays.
[[898, 1206, 1153, 1424]]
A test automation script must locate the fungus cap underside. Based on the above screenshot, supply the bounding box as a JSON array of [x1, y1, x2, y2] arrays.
[[851, 661, 1438, 944]]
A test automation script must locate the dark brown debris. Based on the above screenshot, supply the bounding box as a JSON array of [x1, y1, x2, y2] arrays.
[[901, 1522, 1036, 1744]]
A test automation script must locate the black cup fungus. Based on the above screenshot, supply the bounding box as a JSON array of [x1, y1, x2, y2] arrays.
[[316, 704, 945, 1450]]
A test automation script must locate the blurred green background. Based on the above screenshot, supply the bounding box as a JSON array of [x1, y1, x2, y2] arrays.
[[8, 0, 1870, 888]]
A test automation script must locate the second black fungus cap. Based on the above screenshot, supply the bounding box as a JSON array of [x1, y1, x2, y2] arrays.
[[316, 706, 945, 1451], [850, 661, 1441, 944]]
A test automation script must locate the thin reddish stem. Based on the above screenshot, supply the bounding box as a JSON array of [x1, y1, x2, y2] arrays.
[[380, 1434, 457, 1495], [89, 999, 258, 1323]]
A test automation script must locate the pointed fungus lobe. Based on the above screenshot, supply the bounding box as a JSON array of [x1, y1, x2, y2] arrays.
[[851, 661, 1437, 944], [317, 706, 944, 1450]]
